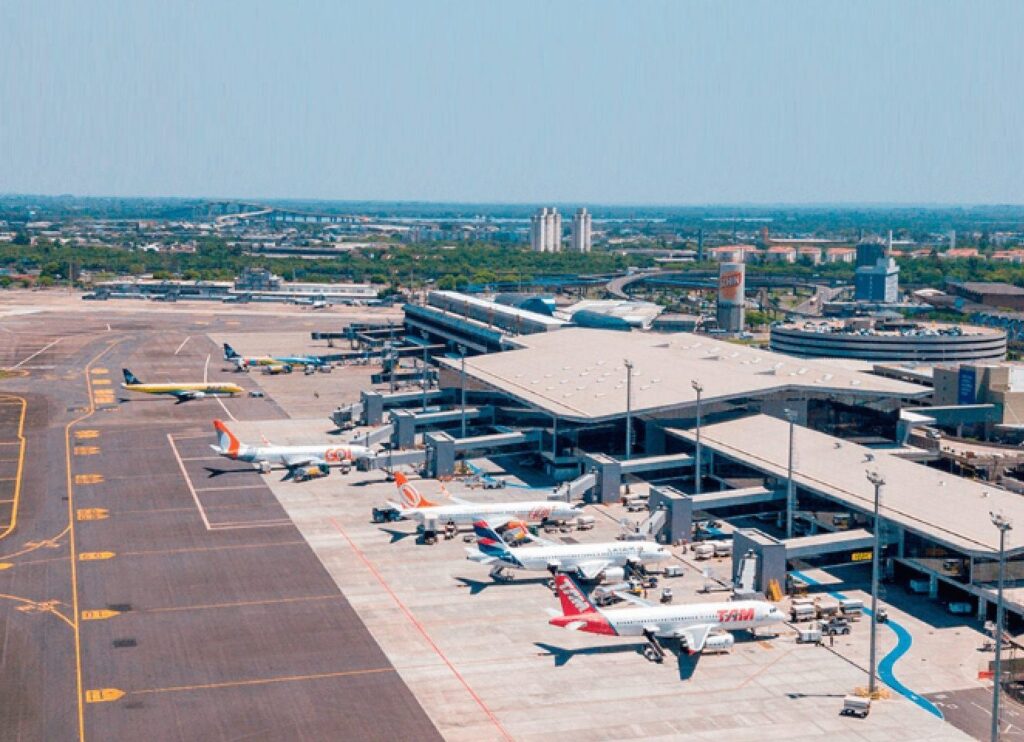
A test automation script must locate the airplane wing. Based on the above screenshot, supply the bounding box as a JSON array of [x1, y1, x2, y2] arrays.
[[575, 560, 612, 581], [613, 591, 658, 609], [670, 623, 716, 653], [282, 454, 324, 469]]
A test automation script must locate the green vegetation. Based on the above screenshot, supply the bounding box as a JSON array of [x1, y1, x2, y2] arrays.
[[0, 238, 651, 288]]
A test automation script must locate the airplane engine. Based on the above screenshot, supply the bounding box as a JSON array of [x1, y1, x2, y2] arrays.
[[599, 567, 625, 583], [703, 633, 735, 653], [546, 560, 562, 575], [192, 392, 206, 399]]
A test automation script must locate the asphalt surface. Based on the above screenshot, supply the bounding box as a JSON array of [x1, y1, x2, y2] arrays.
[[0, 306, 440, 741], [927, 687, 1024, 740]]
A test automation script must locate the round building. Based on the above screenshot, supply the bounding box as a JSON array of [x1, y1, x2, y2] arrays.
[[769, 320, 1006, 362]]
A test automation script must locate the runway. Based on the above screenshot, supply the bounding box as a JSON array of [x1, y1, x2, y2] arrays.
[[0, 304, 439, 741]]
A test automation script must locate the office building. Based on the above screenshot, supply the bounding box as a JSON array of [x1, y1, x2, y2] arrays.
[[570, 208, 592, 252]]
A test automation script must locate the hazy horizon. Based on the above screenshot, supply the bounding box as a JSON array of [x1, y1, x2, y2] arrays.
[[2, 1, 1023, 205]]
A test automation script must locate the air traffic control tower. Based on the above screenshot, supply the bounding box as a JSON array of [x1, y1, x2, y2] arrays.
[[716, 262, 745, 333]]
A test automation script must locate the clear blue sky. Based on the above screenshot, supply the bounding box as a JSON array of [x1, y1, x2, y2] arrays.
[[1, 1, 1022, 205]]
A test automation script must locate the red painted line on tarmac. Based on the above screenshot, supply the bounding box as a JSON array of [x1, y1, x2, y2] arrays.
[[328, 517, 513, 742]]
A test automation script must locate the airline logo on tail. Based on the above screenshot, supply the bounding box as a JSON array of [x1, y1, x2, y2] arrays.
[[393, 472, 438, 509], [550, 575, 616, 635], [472, 521, 521, 565], [213, 419, 241, 457], [122, 369, 141, 386]]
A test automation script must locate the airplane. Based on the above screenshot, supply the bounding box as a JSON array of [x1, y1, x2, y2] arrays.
[[121, 369, 243, 403], [222, 343, 326, 372], [467, 520, 670, 582], [210, 419, 371, 477], [548, 574, 785, 662], [387, 472, 581, 530]]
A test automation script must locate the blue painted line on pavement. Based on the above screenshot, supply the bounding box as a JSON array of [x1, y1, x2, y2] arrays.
[[790, 570, 943, 719]]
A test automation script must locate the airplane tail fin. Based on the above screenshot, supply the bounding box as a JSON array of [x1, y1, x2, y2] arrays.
[[223, 343, 239, 359], [472, 520, 512, 559], [394, 472, 439, 509], [122, 368, 141, 386], [213, 419, 242, 457], [553, 574, 597, 617]]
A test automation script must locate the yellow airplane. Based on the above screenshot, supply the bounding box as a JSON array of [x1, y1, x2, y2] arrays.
[[121, 369, 243, 403]]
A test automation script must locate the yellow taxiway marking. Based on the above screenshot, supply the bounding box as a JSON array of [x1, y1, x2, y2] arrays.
[[143, 593, 341, 615], [67, 340, 119, 741], [75, 430, 99, 440], [90, 368, 108, 375], [73, 474, 104, 485], [78, 551, 115, 561], [90, 378, 111, 386], [76, 508, 109, 521], [85, 688, 125, 703], [81, 609, 120, 621], [121, 541, 303, 558], [0, 562, 12, 570], [131, 667, 394, 696], [0, 395, 26, 543], [73, 446, 100, 456], [0, 592, 75, 628]]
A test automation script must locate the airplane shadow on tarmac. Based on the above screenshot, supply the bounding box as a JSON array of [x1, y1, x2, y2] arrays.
[[453, 575, 552, 595], [203, 466, 262, 479], [379, 527, 417, 544], [534, 641, 700, 679]]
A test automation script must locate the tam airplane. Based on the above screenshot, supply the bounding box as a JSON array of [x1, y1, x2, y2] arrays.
[[388, 472, 581, 529], [121, 369, 243, 403], [549, 574, 785, 660], [223, 343, 326, 371], [210, 419, 371, 476], [467, 520, 669, 582]]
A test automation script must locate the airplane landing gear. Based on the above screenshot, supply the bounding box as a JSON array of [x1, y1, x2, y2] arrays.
[[642, 629, 666, 664], [488, 565, 514, 582]]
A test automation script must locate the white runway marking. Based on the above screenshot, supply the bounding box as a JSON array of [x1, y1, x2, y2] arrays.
[[174, 336, 191, 355], [168, 433, 290, 530], [204, 353, 238, 422], [7, 337, 61, 370]]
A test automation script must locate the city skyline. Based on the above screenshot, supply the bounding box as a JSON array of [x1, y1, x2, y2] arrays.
[[1, 1, 1022, 205]]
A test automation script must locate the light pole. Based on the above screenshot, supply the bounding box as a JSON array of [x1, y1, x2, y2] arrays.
[[458, 345, 467, 439], [624, 359, 634, 460], [692, 380, 704, 495], [785, 408, 798, 539], [991, 511, 1012, 742], [865, 469, 885, 698], [420, 332, 429, 411]]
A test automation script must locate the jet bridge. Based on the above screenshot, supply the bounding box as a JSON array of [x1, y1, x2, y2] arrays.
[[361, 389, 449, 425], [422, 429, 542, 478], [390, 406, 489, 449], [732, 527, 876, 595], [580, 452, 694, 504]]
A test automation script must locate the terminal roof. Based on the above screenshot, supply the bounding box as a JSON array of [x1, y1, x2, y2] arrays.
[[439, 329, 929, 423], [671, 414, 1022, 556]]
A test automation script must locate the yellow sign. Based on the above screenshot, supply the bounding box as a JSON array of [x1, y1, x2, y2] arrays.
[[851, 551, 873, 562], [85, 688, 125, 703], [77, 508, 109, 521], [81, 609, 120, 621], [79, 551, 115, 561], [74, 446, 100, 456], [75, 430, 100, 440], [74, 474, 104, 485]]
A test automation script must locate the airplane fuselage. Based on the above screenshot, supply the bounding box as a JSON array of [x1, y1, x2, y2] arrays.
[[122, 382, 242, 398], [407, 501, 578, 526], [471, 541, 668, 573], [221, 443, 370, 467], [562, 600, 781, 639]]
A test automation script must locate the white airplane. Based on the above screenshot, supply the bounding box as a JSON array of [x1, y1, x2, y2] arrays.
[[548, 574, 785, 662], [387, 472, 581, 530], [467, 520, 670, 582], [210, 419, 371, 478]]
